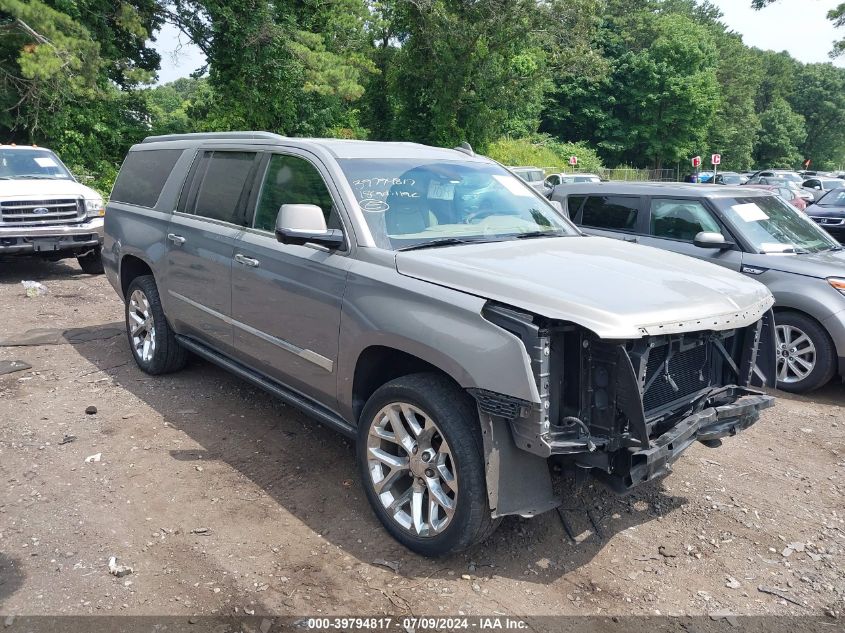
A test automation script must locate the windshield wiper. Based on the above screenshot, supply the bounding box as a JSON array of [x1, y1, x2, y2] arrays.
[[397, 237, 501, 252], [513, 230, 566, 239], [15, 175, 59, 180]]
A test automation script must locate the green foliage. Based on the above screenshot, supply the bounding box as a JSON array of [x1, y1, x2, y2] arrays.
[[755, 98, 806, 168], [545, 9, 720, 169], [4, 0, 845, 190], [485, 136, 604, 173], [381, 0, 551, 150], [788, 63, 845, 171]]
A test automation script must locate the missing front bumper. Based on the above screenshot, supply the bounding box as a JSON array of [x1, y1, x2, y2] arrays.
[[598, 389, 774, 492]]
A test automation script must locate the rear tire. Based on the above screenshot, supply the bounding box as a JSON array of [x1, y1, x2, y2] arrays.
[[775, 311, 836, 393], [77, 248, 104, 275], [125, 275, 187, 375], [356, 372, 498, 557]]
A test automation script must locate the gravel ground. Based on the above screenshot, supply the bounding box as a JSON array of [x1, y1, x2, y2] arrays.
[[0, 258, 843, 623]]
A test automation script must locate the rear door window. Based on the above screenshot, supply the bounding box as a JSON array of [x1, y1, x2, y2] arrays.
[[649, 199, 721, 241], [111, 149, 183, 207], [580, 196, 641, 231], [185, 151, 257, 224]]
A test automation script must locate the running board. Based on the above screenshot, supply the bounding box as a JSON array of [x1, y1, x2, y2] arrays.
[[176, 336, 356, 439]]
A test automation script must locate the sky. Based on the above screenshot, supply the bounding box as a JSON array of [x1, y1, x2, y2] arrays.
[[710, 0, 844, 68], [149, 0, 845, 84]]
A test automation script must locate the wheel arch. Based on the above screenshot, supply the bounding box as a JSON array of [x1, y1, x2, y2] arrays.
[[350, 344, 468, 425], [119, 254, 155, 299]]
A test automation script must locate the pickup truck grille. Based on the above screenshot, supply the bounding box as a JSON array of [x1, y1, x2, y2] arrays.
[[642, 340, 711, 413], [0, 198, 83, 226]]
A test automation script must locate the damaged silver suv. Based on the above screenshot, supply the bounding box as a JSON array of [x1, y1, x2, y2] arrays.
[[104, 132, 777, 556]]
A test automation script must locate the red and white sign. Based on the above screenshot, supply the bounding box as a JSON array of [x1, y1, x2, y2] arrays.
[[569, 156, 578, 166], [711, 154, 721, 165], [691, 156, 702, 168]]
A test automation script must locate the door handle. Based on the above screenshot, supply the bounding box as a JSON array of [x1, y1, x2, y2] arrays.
[[167, 233, 186, 245], [234, 253, 260, 268]]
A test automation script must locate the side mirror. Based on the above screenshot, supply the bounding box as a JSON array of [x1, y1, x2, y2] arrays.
[[693, 231, 734, 250], [275, 204, 344, 248]]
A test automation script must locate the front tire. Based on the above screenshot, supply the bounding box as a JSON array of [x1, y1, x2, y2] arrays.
[[356, 373, 498, 557], [125, 275, 187, 375], [77, 248, 104, 275], [775, 311, 836, 393]]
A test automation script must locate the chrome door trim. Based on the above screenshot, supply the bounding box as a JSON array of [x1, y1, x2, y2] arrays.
[[168, 290, 334, 372]]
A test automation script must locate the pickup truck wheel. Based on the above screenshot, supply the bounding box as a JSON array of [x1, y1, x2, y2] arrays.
[[77, 249, 104, 275], [357, 373, 497, 557], [775, 311, 836, 393], [125, 275, 187, 375]]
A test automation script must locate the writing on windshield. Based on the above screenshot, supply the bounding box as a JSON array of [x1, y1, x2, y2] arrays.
[[339, 158, 574, 250]]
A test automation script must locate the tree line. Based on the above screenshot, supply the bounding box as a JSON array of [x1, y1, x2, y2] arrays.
[[1, 0, 844, 194]]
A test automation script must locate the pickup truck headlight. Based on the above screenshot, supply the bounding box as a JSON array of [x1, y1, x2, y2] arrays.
[[85, 197, 105, 218], [828, 278, 845, 297]]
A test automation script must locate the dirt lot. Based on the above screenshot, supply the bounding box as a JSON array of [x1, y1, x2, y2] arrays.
[[0, 258, 843, 623]]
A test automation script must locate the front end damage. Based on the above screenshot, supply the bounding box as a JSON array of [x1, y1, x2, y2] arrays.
[[473, 303, 777, 517]]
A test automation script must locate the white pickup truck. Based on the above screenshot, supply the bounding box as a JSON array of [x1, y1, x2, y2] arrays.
[[0, 144, 105, 273]]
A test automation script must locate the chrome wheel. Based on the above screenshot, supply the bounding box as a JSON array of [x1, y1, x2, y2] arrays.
[[366, 403, 458, 537], [128, 289, 156, 363], [776, 324, 816, 384]]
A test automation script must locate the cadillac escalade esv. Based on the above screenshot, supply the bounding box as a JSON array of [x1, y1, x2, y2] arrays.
[[104, 132, 777, 556]]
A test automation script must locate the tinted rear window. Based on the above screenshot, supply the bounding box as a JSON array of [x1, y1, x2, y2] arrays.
[[111, 149, 182, 207], [190, 151, 256, 223], [581, 196, 640, 231]]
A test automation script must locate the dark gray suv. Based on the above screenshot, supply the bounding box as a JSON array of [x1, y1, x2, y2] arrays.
[[105, 133, 776, 556]]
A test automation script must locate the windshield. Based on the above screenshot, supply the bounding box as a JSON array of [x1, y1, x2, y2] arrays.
[[337, 158, 576, 250], [0, 148, 73, 180], [720, 174, 742, 184], [820, 180, 843, 189], [716, 195, 840, 254], [818, 189, 845, 207]]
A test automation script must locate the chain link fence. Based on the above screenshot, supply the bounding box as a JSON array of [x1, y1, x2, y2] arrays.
[[545, 167, 683, 182]]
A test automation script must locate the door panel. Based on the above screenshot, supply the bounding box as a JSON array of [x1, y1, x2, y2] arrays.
[[229, 151, 351, 410], [164, 149, 259, 354], [231, 232, 350, 406], [165, 214, 238, 353]]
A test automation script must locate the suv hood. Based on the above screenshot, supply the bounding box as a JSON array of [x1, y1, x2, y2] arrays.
[[0, 178, 99, 200], [395, 236, 774, 339]]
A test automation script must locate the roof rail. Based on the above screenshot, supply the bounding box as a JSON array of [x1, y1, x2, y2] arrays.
[[141, 131, 284, 144]]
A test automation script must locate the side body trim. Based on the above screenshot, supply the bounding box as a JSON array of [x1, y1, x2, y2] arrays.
[[168, 290, 334, 372]]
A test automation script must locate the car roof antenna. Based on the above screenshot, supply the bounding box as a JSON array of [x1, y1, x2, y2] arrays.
[[453, 141, 475, 157]]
